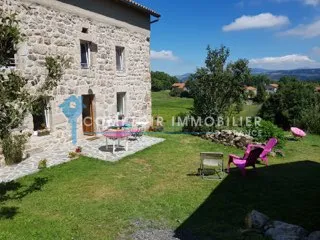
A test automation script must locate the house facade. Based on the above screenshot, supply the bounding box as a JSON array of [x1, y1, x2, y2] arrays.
[[1, 0, 159, 144], [244, 86, 257, 98], [266, 84, 279, 94]]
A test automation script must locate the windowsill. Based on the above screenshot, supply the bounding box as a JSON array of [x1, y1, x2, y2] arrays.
[[34, 130, 51, 137], [0, 66, 16, 70], [116, 70, 127, 76], [81, 66, 90, 70]]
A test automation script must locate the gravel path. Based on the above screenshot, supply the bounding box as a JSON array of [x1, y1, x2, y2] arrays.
[[120, 220, 205, 240]]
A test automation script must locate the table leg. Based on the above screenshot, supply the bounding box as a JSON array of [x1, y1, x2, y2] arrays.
[[125, 138, 128, 151], [113, 140, 115, 154]]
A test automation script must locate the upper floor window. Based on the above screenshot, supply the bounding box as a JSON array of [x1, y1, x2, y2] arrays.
[[116, 46, 125, 72], [80, 41, 90, 69]]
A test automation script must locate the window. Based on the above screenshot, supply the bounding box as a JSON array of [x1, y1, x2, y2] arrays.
[[8, 54, 16, 67], [116, 46, 125, 72], [117, 92, 126, 115], [81, 27, 88, 34], [80, 41, 90, 68], [32, 99, 51, 132], [1, 41, 16, 68]]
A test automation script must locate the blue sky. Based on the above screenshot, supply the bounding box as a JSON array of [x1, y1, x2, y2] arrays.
[[138, 0, 320, 75]]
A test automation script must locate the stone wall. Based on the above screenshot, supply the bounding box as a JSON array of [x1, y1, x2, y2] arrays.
[[201, 130, 254, 149], [0, 0, 152, 149]]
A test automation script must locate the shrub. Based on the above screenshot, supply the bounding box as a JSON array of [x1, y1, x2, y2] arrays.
[[68, 152, 78, 159], [180, 90, 191, 98], [169, 88, 183, 97], [259, 81, 315, 130], [38, 159, 47, 169], [2, 133, 28, 165], [299, 101, 320, 134], [246, 120, 286, 148]]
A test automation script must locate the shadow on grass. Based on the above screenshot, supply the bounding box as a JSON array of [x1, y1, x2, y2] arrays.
[[175, 161, 320, 240], [0, 177, 48, 219]]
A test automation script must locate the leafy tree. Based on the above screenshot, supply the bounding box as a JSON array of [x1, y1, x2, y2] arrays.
[[0, 12, 70, 164], [169, 87, 183, 97], [259, 81, 316, 130], [279, 76, 298, 84], [151, 77, 164, 92], [245, 74, 270, 87], [186, 45, 249, 131], [298, 93, 320, 134], [255, 83, 267, 103], [0, 12, 23, 67], [151, 71, 178, 92]]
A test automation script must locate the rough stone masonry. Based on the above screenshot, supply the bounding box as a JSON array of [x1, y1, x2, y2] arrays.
[[0, 0, 154, 157]]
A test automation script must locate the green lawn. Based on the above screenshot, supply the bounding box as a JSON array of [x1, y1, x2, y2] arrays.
[[152, 91, 193, 132], [0, 92, 319, 240], [238, 103, 262, 118]]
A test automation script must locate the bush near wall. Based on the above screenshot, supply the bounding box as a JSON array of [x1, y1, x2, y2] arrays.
[[2, 134, 28, 165]]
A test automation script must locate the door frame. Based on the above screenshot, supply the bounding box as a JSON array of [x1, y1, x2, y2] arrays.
[[82, 94, 95, 136]]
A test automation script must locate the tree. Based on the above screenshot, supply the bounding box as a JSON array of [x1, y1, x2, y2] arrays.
[[186, 45, 249, 131], [0, 11, 70, 164], [259, 81, 316, 130], [279, 76, 298, 84], [255, 83, 267, 103], [245, 74, 270, 87], [299, 93, 320, 134], [151, 71, 178, 92]]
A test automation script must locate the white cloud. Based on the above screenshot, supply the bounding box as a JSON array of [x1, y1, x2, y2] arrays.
[[303, 0, 320, 6], [274, 0, 320, 6], [281, 20, 320, 38], [249, 54, 320, 69], [222, 13, 290, 32], [150, 50, 178, 61]]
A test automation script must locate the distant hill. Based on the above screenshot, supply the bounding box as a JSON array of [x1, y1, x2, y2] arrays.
[[176, 73, 192, 82], [251, 68, 320, 81], [176, 68, 320, 82]]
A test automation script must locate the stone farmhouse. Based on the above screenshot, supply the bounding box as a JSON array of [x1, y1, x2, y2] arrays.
[[1, 0, 160, 145]]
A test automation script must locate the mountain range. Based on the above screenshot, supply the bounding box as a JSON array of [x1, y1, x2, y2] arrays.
[[176, 73, 193, 82], [176, 68, 320, 82]]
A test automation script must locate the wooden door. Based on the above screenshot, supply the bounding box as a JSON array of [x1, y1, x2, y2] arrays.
[[82, 95, 95, 136]]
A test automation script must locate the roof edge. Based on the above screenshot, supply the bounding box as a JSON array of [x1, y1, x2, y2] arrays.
[[117, 0, 161, 18]]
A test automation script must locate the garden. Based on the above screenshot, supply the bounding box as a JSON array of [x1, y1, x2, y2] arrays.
[[1, 13, 320, 239], [1, 89, 320, 239]]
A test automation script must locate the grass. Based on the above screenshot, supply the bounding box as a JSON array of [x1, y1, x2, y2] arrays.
[[238, 104, 262, 118], [0, 91, 319, 239], [152, 91, 193, 132]]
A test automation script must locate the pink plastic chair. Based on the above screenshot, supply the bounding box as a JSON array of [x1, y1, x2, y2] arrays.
[[244, 138, 278, 166], [228, 147, 264, 176]]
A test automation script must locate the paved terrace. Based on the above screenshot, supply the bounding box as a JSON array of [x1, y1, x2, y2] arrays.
[[0, 135, 165, 183]]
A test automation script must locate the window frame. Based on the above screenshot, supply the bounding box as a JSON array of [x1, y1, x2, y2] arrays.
[[80, 41, 91, 69], [116, 46, 125, 72], [116, 92, 126, 115], [0, 42, 16, 69]]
